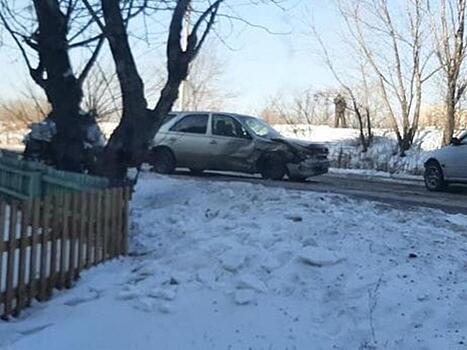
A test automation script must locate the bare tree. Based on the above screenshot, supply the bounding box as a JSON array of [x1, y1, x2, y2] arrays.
[[2, 0, 292, 179], [312, 23, 372, 152], [431, 0, 467, 144], [0, 98, 46, 131], [0, 0, 104, 170], [335, 0, 436, 155], [83, 64, 121, 121], [260, 88, 352, 129], [260, 89, 320, 135], [147, 44, 234, 111], [81, 0, 224, 178]]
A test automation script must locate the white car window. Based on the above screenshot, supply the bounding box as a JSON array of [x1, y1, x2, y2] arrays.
[[212, 114, 250, 139], [170, 114, 208, 134]]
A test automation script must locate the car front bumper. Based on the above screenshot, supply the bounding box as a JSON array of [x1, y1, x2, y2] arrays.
[[287, 158, 330, 178]]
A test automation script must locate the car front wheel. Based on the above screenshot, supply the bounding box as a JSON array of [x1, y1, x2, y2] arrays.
[[424, 161, 446, 191], [150, 148, 176, 174], [259, 153, 287, 180]]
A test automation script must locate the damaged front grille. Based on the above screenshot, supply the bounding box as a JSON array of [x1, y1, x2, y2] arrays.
[[307, 147, 329, 158]]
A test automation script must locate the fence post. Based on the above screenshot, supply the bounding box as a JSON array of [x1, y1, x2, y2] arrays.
[[92, 191, 100, 264], [114, 188, 122, 256], [102, 189, 110, 261], [0, 201, 6, 308], [27, 198, 41, 307], [109, 189, 117, 258], [86, 191, 94, 268], [39, 195, 51, 301], [122, 187, 130, 256], [3, 201, 18, 319], [48, 194, 62, 297], [15, 200, 31, 316], [76, 191, 87, 279], [58, 193, 70, 289], [67, 193, 79, 288]]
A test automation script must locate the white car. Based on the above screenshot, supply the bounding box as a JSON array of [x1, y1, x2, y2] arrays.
[[147, 112, 330, 181], [424, 130, 467, 191]]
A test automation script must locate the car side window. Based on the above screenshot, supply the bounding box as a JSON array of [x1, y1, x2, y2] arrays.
[[170, 114, 208, 134], [161, 113, 177, 126], [212, 114, 250, 139]]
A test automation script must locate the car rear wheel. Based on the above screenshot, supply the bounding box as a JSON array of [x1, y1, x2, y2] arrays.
[[150, 148, 176, 174], [289, 175, 308, 182], [424, 161, 446, 191], [259, 153, 287, 180]]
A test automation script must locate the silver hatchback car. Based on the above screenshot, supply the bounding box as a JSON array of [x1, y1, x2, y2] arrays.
[[147, 112, 329, 181], [424, 130, 467, 191]]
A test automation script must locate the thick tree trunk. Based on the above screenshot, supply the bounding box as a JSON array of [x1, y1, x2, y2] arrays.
[[443, 85, 457, 145], [98, 0, 195, 180], [98, 0, 151, 179], [33, 0, 86, 171]]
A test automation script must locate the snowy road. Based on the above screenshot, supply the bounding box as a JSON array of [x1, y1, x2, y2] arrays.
[[168, 170, 467, 214]]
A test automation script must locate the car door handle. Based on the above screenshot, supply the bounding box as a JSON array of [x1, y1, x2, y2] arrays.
[[210, 140, 217, 145]]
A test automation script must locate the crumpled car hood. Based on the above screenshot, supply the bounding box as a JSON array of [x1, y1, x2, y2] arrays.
[[271, 137, 328, 152]]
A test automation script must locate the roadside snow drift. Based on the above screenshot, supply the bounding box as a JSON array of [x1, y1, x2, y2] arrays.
[[1, 175, 467, 349]]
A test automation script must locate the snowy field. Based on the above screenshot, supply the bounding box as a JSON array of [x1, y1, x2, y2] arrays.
[[1, 175, 467, 349]]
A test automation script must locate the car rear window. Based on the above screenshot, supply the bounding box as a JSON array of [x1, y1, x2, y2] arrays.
[[170, 114, 209, 134]]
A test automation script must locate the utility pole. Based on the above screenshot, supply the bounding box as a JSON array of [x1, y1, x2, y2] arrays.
[[179, 10, 191, 111]]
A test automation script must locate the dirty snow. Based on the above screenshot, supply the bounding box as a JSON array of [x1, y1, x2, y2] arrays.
[[1, 176, 467, 349]]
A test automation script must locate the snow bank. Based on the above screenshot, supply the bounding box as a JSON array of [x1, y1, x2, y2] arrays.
[[275, 125, 446, 175], [1, 176, 466, 349]]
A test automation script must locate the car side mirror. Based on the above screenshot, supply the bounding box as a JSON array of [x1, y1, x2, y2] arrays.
[[451, 137, 461, 146]]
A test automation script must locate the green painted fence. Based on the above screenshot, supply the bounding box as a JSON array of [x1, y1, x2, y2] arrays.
[[0, 152, 109, 200]]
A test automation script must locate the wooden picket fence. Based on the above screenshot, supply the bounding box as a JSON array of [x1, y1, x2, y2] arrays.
[[0, 187, 131, 319]]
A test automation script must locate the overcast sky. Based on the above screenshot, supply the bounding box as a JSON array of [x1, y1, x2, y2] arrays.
[[0, 1, 341, 113]]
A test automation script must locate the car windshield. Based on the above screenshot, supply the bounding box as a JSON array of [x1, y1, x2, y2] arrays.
[[240, 116, 282, 139]]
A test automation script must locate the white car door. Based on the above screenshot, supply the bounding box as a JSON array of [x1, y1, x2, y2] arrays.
[[208, 114, 256, 172], [165, 113, 211, 168], [447, 133, 467, 180]]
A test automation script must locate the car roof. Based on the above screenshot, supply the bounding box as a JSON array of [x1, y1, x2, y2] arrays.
[[170, 111, 260, 120]]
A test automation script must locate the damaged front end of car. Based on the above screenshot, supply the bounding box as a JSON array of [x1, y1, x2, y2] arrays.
[[271, 138, 330, 179]]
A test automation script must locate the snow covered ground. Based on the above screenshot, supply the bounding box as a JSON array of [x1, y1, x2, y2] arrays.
[[1, 176, 467, 349]]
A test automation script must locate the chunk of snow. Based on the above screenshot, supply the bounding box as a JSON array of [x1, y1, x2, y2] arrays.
[[221, 250, 246, 272], [158, 303, 173, 314], [297, 246, 344, 267], [236, 274, 268, 293], [446, 214, 467, 228], [234, 289, 256, 305], [147, 287, 177, 301]]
